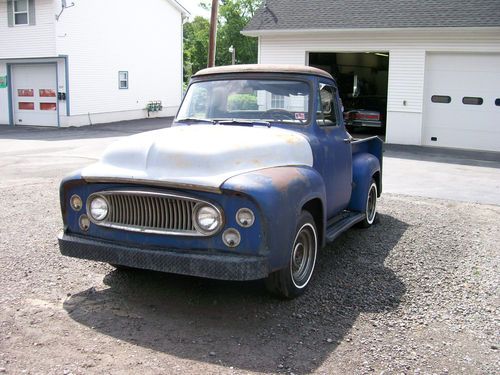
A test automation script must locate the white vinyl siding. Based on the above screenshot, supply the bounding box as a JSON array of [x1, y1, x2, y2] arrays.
[[386, 49, 425, 113], [0, 0, 55, 58], [55, 0, 183, 118]]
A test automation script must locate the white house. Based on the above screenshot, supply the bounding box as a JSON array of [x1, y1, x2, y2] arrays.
[[0, 0, 189, 127], [243, 0, 500, 152]]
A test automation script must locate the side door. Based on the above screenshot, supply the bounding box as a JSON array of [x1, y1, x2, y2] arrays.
[[316, 81, 353, 217]]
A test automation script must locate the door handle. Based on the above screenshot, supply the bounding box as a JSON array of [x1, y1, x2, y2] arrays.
[[343, 138, 352, 143]]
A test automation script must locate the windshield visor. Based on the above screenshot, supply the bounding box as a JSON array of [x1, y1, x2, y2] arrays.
[[177, 79, 311, 125]]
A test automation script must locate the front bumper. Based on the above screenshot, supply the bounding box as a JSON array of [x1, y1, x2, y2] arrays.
[[58, 232, 269, 281]]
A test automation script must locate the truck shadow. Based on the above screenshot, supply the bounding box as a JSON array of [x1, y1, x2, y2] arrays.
[[63, 213, 407, 374]]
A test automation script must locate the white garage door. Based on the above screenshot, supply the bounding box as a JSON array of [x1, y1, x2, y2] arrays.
[[422, 53, 500, 152], [11, 64, 58, 127]]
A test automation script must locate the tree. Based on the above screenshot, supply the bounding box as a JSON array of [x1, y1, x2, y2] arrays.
[[183, 0, 263, 82], [183, 16, 210, 82]]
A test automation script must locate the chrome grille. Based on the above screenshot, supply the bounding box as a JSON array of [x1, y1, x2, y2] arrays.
[[88, 191, 207, 236]]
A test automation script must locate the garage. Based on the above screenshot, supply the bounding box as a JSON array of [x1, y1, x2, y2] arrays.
[[244, 0, 500, 152], [309, 52, 389, 136], [422, 53, 500, 152], [11, 64, 58, 127]]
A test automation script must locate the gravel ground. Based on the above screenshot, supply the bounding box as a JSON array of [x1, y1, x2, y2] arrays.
[[0, 170, 498, 374]]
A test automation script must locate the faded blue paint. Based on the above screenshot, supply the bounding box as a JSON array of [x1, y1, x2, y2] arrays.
[[59, 71, 383, 279]]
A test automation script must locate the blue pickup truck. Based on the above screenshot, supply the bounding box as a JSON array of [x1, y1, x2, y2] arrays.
[[58, 64, 383, 298]]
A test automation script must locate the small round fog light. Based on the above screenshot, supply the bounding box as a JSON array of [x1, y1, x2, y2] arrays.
[[223, 228, 241, 248], [236, 208, 255, 228], [79, 215, 90, 231], [70, 194, 83, 211]]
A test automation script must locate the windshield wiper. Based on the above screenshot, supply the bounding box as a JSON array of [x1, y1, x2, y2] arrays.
[[215, 119, 271, 128], [175, 117, 215, 124]]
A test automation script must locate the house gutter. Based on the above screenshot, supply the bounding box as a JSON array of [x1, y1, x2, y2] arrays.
[[242, 26, 500, 37]]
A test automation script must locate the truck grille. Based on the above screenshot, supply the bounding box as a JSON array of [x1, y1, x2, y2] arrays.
[[87, 191, 208, 236]]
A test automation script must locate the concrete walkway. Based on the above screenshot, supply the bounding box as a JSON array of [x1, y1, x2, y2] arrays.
[[1, 118, 499, 205]]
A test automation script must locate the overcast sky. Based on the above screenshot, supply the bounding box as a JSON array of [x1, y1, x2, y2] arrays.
[[179, 0, 210, 18]]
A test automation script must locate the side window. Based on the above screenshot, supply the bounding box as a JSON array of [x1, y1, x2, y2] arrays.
[[318, 84, 339, 126]]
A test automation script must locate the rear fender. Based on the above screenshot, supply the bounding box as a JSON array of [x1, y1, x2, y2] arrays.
[[348, 153, 380, 212], [222, 166, 326, 271]]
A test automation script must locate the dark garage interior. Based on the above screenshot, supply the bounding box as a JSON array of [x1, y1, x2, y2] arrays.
[[309, 52, 389, 136]]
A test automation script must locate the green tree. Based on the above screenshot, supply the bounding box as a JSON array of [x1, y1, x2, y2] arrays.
[[183, 16, 210, 82], [183, 0, 262, 82]]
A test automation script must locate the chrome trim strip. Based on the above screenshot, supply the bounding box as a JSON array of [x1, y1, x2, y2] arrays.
[[82, 177, 222, 194], [86, 190, 224, 237]]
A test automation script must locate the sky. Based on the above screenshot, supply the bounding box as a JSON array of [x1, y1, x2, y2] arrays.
[[178, 0, 210, 19]]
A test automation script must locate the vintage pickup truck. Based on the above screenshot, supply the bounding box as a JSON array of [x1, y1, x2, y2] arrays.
[[58, 64, 383, 298]]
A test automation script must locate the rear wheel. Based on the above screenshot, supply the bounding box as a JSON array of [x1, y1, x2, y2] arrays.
[[265, 211, 318, 299], [357, 179, 378, 228]]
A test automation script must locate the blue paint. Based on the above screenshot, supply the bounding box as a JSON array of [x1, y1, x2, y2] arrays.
[[61, 177, 265, 257], [59, 70, 383, 279]]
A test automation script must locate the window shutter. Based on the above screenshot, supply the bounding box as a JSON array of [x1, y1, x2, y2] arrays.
[[7, 0, 13, 27], [28, 0, 36, 25]]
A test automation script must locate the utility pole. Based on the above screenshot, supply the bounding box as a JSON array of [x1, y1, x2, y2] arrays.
[[208, 0, 219, 68], [229, 45, 235, 65]]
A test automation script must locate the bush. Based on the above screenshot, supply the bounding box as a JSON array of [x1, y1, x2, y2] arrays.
[[227, 94, 258, 111]]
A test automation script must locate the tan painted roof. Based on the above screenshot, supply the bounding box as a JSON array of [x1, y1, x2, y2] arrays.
[[193, 64, 333, 80]]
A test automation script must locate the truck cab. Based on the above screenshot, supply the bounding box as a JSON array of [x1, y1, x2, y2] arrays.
[[58, 64, 383, 298]]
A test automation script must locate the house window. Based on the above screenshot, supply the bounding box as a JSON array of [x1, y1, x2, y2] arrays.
[[271, 94, 284, 109], [118, 71, 129, 89], [13, 0, 29, 25], [462, 97, 483, 105]]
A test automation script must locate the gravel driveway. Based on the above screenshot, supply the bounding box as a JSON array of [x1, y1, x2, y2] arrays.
[[0, 123, 498, 374]]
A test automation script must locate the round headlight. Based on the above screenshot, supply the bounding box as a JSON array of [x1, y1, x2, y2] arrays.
[[194, 204, 222, 235], [223, 228, 241, 248], [70, 194, 83, 211], [89, 196, 109, 221], [236, 208, 255, 228]]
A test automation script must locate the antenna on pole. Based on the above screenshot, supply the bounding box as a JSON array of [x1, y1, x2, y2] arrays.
[[207, 0, 219, 67]]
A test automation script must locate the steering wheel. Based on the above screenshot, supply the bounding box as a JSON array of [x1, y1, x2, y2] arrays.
[[264, 109, 298, 122]]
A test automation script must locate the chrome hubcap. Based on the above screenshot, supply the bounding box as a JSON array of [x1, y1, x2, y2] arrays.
[[366, 184, 377, 224], [291, 224, 317, 288]]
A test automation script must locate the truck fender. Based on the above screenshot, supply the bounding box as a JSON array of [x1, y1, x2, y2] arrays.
[[221, 166, 326, 271], [348, 153, 380, 212]]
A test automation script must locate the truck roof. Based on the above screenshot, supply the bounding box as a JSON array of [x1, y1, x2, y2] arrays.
[[193, 64, 333, 80]]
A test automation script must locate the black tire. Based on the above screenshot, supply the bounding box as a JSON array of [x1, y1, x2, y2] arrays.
[[265, 211, 318, 299], [357, 179, 378, 228]]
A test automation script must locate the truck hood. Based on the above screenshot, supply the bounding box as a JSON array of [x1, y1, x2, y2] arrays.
[[81, 125, 313, 190]]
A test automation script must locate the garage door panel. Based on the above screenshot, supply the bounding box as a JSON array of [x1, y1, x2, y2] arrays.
[[426, 53, 500, 73], [422, 127, 500, 152], [423, 53, 500, 152], [11, 64, 58, 127]]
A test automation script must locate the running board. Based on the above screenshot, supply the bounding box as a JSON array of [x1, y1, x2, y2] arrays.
[[325, 212, 365, 243]]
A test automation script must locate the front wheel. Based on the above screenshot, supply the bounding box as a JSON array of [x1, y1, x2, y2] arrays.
[[357, 179, 378, 228], [265, 211, 318, 299]]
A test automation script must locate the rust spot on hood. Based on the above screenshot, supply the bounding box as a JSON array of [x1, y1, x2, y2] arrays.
[[255, 167, 308, 192]]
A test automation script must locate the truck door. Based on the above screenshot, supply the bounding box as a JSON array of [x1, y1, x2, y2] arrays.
[[316, 81, 353, 217]]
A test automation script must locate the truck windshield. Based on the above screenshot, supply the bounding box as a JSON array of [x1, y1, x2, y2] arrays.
[[177, 79, 311, 125]]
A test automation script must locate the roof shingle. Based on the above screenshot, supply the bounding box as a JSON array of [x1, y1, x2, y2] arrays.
[[244, 0, 500, 32]]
